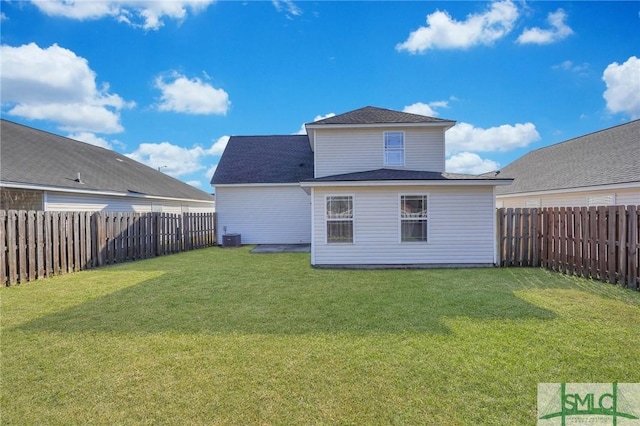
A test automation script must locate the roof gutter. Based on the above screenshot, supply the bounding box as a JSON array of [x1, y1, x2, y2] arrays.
[[0, 181, 214, 204], [300, 179, 513, 188], [305, 121, 456, 132], [496, 181, 640, 198]]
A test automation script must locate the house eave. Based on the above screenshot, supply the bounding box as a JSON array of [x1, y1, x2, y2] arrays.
[[305, 121, 456, 132], [212, 182, 302, 188], [300, 179, 513, 188], [0, 181, 214, 205], [496, 181, 640, 198]]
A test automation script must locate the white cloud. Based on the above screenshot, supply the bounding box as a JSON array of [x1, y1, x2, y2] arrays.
[[517, 9, 573, 45], [67, 132, 113, 149], [155, 72, 230, 115], [206, 135, 230, 156], [272, 0, 301, 18], [30, 0, 214, 31], [297, 112, 336, 134], [396, 0, 518, 53], [552, 60, 589, 74], [207, 164, 218, 180], [602, 56, 640, 119], [403, 101, 451, 117], [446, 152, 499, 174], [0, 42, 133, 133], [125, 135, 230, 179], [126, 142, 206, 177], [446, 122, 540, 155]]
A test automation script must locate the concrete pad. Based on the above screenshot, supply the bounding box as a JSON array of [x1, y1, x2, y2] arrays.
[[251, 244, 311, 253]]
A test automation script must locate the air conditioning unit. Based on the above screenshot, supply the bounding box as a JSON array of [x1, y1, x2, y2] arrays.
[[222, 233, 241, 247]]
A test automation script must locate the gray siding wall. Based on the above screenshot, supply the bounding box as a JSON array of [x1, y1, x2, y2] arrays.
[[311, 185, 496, 265], [497, 186, 640, 208], [314, 127, 445, 178], [216, 185, 311, 245], [44, 192, 214, 213]]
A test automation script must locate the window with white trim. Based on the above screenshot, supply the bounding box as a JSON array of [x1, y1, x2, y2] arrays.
[[400, 195, 428, 242], [326, 195, 353, 243], [384, 132, 404, 166]]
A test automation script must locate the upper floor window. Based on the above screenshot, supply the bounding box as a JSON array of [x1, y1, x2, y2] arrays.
[[326, 195, 353, 243], [384, 132, 404, 166]]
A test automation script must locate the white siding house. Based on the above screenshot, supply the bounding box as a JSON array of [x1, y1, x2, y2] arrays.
[[215, 185, 310, 244], [1, 119, 215, 212], [306, 185, 496, 266], [313, 127, 446, 178], [496, 119, 640, 208], [212, 106, 511, 266]]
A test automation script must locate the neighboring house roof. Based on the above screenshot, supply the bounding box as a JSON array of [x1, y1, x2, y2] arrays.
[[304, 168, 512, 183], [211, 135, 314, 185], [0, 119, 214, 202], [309, 106, 455, 126], [496, 119, 640, 196]]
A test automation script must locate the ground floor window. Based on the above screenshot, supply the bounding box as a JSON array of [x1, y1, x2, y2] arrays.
[[326, 195, 353, 243], [400, 194, 428, 242]]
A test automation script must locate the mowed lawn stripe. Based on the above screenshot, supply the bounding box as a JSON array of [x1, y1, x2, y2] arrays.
[[2, 247, 639, 425]]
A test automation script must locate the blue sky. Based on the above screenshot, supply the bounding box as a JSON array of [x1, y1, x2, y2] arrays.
[[1, 1, 639, 191]]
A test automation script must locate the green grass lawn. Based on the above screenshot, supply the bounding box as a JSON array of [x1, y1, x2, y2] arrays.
[[2, 247, 639, 425]]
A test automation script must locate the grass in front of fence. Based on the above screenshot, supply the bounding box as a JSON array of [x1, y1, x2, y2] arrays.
[[2, 247, 640, 424]]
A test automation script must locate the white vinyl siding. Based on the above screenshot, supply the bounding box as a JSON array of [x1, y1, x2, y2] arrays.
[[44, 192, 213, 213], [314, 127, 445, 178], [311, 186, 495, 265], [497, 186, 640, 208], [215, 185, 311, 245]]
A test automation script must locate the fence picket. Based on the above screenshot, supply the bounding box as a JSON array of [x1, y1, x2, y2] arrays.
[[2, 210, 216, 286], [0, 211, 6, 285], [498, 206, 639, 290], [27, 211, 36, 281], [628, 206, 639, 289]]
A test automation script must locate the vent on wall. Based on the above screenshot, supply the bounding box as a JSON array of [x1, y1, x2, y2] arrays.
[[586, 194, 615, 207]]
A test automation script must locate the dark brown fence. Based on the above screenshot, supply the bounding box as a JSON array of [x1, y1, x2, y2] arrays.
[[498, 206, 640, 290], [1, 210, 216, 286]]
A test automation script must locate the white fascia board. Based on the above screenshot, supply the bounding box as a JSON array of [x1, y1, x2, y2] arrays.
[[212, 183, 302, 188], [496, 181, 640, 198], [0, 181, 214, 205], [300, 179, 513, 188], [304, 121, 456, 131]]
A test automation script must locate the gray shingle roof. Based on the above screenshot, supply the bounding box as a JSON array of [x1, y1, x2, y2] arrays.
[[211, 135, 314, 185], [496, 119, 640, 195], [308, 106, 455, 126], [0, 119, 214, 202], [305, 168, 512, 183]]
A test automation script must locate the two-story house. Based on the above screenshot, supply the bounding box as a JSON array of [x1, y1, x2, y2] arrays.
[[211, 106, 512, 267]]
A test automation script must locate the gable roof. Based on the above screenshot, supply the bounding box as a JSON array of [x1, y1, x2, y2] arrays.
[[308, 106, 455, 126], [0, 119, 214, 202], [496, 119, 640, 195], [211, 135, 314, 185]]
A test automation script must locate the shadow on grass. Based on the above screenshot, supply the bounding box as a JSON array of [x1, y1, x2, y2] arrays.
[[14, 248, 564, 336]]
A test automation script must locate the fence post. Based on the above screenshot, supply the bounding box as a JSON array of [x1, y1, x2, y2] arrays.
[[0, 211, 7, 286], [618, 205, 627, 286], [628, 206, 639, 290]]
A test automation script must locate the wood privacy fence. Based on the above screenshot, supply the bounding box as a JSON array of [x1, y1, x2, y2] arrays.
[[498, 206, 640, 290], [1, 210, 216, 286]]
